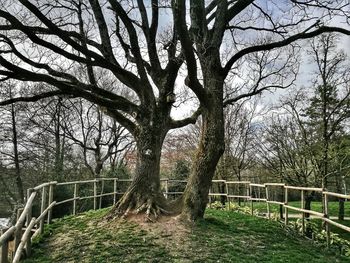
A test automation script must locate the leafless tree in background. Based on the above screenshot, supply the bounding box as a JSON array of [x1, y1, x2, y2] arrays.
[[62, 98, 134, 177]]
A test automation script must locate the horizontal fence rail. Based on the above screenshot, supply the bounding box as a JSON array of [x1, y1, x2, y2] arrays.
[[0, 178, 349, 262]]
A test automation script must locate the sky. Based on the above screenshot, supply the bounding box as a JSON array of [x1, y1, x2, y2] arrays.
[[261, 33, 350, 107], [1, 1, 349, 121]]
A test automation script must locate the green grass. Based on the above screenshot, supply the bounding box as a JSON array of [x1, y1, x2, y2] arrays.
[[231, 201, 350, 240], [22, 208, 348, 263], [296, 217, 350, 241], [248, 201, 350, 217]]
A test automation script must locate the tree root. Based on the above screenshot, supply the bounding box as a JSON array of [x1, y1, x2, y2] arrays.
[[134, 198, 169, 222], [105, 192, 173, 222]]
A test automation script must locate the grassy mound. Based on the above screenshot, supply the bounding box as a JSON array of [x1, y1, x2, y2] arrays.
[[23, 208, 347, 263]]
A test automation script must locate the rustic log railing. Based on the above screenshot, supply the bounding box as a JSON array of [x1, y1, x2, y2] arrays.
[[0, 178, 349, 262]]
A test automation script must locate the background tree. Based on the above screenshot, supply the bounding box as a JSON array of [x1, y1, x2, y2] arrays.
[[61, 98, 133, 178], [168, 159, 191, 199], [0, 82, 25, 209], [17, 90, 79, 183], [305, 34, 350, 189], [304, 34, 350, 219], [0, 81, 135, 217], [256, 32, 350, 219], [0, 0, 200, 219], [256, 90, 320, 187], [215, 99, 261, 204]]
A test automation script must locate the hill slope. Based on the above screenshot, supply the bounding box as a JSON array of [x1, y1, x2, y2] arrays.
[[24, 208, 346, 263]]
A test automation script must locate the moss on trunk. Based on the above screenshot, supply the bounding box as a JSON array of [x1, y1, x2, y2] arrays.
[[181, 96, 225, 221], [107, 123, 172, 221]]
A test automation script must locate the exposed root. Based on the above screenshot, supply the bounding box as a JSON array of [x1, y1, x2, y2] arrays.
[[159, 207, 172, 215], [105, 191, 176, 222], [138, 198, 164, 222], [122, 206, 132, 219], [135, 202, 148, 214]]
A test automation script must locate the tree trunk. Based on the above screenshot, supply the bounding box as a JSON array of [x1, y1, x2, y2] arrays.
[[94, 160, 103, 178], [54, 100, 64, 181], [321, 84, 329, 190], [305, 191, 315, 238], [304, 191, 315, 217], [11, 104, 24, 203], [338, 198, 345, 221], [181, 97, 225, 221], [220, 183, 226, 206], [238, 172, 242, 206], [108, 124, 169, 220], [321, 141, 329, 189], [336, 175, 345, 220]]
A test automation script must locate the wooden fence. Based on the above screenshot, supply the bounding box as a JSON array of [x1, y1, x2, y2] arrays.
[[0, 178, 349, 262]]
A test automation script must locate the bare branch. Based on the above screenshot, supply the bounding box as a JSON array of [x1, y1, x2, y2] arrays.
[[169, 107, 202, 129], [172, 0, 207, 103], [0, 90, 66, 106], [224, 26, 350, 76]]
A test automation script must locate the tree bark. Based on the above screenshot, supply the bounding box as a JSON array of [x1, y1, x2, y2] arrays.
[[338, 198, 345, 220], [304, 191, 315, 217], [220, 183, 226, 206], [108, 118, 170, 220], [304, 191, 315, 238], [336, 175, 345, 220], [181, 94, 225, 221], [54, 99, 64, 181], [10, 103, 24, 203], [238, 171, 242, 206]]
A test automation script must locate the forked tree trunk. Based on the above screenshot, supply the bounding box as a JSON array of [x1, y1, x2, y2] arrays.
[[181, 97, 225, 221]]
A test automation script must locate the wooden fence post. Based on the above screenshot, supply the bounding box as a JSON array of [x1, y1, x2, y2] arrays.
[[16, 209, 22, 224], [265, 185, 270, 219], [245, 184, 249, 206], [93, 180, 97, 210], [165, 179, 169, 199], [14, 200, 27, 255], [25, 188, 34, 257], [209, 187, 212, 208], [99, 180, 105, 209], [226, 182, 230, 211], [14, 207, 23, 254], [284, 187, 289, 225], [324, 193, 330, 248], [250, 184, 253, 215], [113, 179, 117, 204], [13, 218, 36, 263], [47, 182, 55, 225], [39, 186, 47, 235], [73, 183, 78, 216], [301, 190, 305, 234], [0, 229, 9, 263], [279, 185, 284, 220]]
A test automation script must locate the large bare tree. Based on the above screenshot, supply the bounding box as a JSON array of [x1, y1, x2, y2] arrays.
[[0, 0, 349, 221], [173, 0, 350, 220], [0, 0, 199, 220], [306, 33, 350, 189]]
